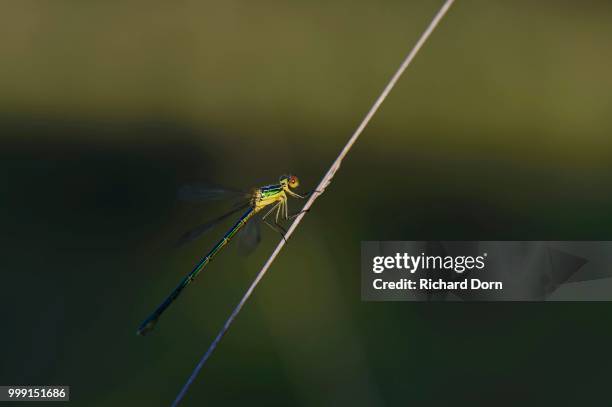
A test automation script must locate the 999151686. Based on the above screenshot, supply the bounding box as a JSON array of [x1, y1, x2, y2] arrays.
[[0, 386, 70, 402]]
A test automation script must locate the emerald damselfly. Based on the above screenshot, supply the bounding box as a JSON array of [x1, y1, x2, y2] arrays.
[[137, 175, 304, 335]]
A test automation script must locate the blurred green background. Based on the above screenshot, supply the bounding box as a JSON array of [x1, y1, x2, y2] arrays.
[[2, 1, 612, 405]]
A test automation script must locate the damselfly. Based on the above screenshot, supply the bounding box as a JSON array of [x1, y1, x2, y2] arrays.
[[137, 174, 305, 335]]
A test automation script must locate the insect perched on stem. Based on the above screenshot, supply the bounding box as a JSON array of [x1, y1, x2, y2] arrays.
[[137, 174, 305, 336]]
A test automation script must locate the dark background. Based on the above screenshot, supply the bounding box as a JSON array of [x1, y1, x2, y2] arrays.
[[1, 1, 612, 406]]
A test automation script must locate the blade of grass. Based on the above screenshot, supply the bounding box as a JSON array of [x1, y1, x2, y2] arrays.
[[172, 0, 456, 404]]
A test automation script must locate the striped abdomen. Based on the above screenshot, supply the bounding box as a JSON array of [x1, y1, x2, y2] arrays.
[[137, 207, 256, 335]]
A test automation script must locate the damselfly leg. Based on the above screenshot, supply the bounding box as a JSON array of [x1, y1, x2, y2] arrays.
[[261, 200, 288, 242]]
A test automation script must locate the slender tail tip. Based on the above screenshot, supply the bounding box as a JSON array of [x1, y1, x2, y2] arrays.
[[136, 318, 158, 336]]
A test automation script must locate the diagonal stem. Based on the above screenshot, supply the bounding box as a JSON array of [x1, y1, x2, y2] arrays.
[[171, 1, 456, 405]]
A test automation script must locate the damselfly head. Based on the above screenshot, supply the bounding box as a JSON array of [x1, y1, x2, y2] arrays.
[[280, 174, 300, 189]]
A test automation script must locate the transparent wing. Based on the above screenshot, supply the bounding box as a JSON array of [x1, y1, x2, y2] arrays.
[[178, 184, 249, 202], [175, 203, 249, 247], [237, 214, 262, 255]]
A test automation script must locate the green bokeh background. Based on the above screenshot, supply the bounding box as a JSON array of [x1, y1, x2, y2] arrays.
[[2, 1, 612, 406]]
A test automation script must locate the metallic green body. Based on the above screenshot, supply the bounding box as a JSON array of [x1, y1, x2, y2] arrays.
[[137, 207, 256, 335], [137, 176, 302, 336]]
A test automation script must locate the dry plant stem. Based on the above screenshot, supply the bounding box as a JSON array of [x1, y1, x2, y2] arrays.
[[171, 0, 456, 405]]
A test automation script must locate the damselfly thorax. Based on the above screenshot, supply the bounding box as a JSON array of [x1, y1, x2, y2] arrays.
[[250, 175, 303, 222]]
